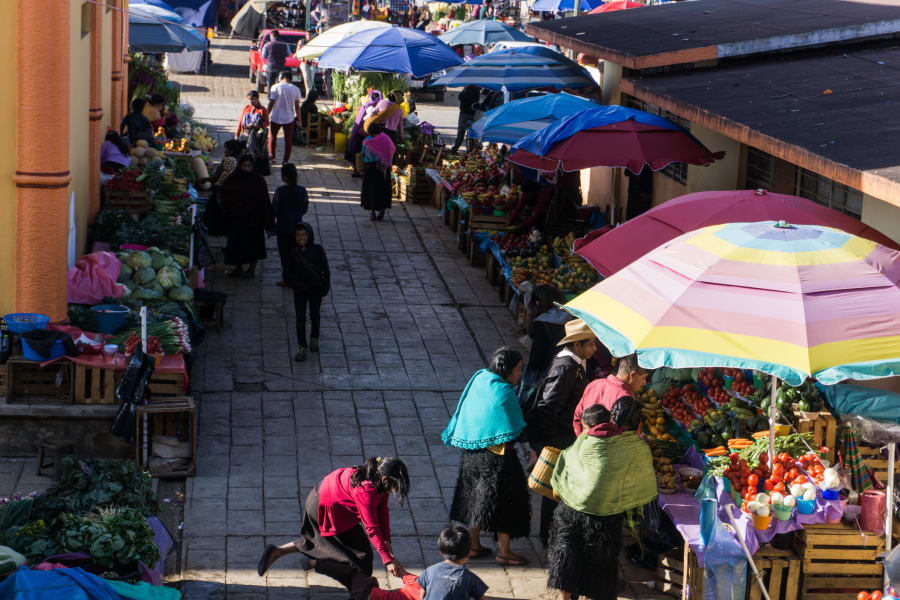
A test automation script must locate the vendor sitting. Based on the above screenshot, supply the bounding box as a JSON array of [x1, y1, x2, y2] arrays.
[[507, 170, 581, 234], [100, 129, 131, 174]]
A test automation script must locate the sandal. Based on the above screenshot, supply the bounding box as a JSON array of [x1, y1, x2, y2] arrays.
[[257, 544, 276, 576], [468, 547, 493, 560], [495, 554, 529, 567]]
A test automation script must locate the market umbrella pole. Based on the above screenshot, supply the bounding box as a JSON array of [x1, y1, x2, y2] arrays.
[[887, 441, 895, 589], [769, 378, 778, 470], [724, 504, 772, 600], [141, 307, 149, 467]]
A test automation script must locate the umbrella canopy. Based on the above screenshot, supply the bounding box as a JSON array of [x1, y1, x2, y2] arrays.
[[469, 92, 598, 144], [430, 46, 596, 92], [439, 20, 532, 47], [297, 21, 392, 59], [589, 0, 646, 13], [565, 221, 900, 386], [508, 105, 723, 173], [532, 0, 605, 11], [130, 1, 184, 21], [317, 27, 463, 78], [574, 189, 900, 277], [129, 13, 207, 52]]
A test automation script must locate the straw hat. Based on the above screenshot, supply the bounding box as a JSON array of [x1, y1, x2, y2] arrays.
[[557, 319, 595, 345]]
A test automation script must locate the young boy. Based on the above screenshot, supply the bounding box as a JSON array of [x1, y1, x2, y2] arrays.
[[272, 163, 309, 287], [285, 223, 329, 361]]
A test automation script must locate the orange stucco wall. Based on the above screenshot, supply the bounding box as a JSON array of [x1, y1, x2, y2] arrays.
[[0, 12, 16, 316]]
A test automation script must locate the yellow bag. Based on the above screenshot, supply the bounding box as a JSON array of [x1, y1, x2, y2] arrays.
[[528, 446, 561, 501]]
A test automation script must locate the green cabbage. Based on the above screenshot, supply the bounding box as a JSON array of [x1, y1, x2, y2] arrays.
[[118, 264, 134, 282], [156, 265, 182, 290], [147, 281, 165, 298], [126, 251, 152, 269], [168, 285, 194, 302], [150, 251, 170, 270], [172, 254, 189, 268], [134, 266, 157, 285], [131, 286, 162, 300]]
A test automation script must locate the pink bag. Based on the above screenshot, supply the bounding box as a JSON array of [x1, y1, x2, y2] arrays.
[[67, 252, 128, 304]]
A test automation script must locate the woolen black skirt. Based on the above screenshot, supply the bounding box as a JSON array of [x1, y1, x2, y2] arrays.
[[360, 162, 392, 212], [449, 447, 531, 539], [293, 487, 374, 576], [224, 223, 267, 266], [547, 502, 624, 600]]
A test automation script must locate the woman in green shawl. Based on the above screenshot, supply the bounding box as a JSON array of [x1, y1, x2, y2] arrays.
[[442, 347, 533, 567]]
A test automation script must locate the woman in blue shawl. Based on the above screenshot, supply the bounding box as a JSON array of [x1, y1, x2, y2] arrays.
[[442, 347, 532, 567]]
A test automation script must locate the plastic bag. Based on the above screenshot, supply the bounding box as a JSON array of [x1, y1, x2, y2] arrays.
[[702, 512, 749, 600], [67, 252, 128, 304], [109, 349, 155, 443]]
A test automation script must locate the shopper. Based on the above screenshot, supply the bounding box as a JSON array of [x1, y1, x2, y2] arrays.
[[451, 85, 480, 154], [345, 90, 383, 177], [100, 130, 131, 173], [262, 31, 291, 92], [285, 223, 329, 361], [236, 90, 270, 138], [572, 353, 649, 436], [272, 163, 309, 286], [547, 398, 656, 600], [256, 457, 411, 582], [368, 90, 405, 145], [119, 98, 154, 146], [443, 347, 532, 567], [525, 318, 595, 547], [360, 123, 395, 222], [266, 71, 304, 165], [221, 154, 273, 279]]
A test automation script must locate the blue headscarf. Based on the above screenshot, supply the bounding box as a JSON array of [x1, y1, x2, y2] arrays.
[[442, 369, 527, 450]]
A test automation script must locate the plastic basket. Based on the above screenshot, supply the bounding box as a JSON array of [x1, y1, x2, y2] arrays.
[[92, 305, 130, 335], [22, 338, 64, 362], [3, 313, 50, 334]]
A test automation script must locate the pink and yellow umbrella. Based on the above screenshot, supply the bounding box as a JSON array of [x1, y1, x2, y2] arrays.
[[565, 221, 900, 386]]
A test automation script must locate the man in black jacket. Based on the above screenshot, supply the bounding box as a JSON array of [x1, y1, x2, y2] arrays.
[[451, 85, 480, 154], [527, 318, 596, 546], [286, 223, 330, 362]]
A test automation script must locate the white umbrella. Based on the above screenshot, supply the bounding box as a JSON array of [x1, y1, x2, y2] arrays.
[[296, 21, 392, 60]]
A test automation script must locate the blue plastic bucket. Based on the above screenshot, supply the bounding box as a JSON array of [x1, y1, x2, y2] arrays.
[[822, 488, 840, 500], [92, 305, 130, 335], [21, 338, 64, 362], [797, 498, 816, 514]]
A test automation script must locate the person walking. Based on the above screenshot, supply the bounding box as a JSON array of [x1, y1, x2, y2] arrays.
[[256, 457, 411, 583], [221, 154, 274, 279], [266, 71, 303, 165], [236, 90, 270, 138], [272, 163, 309, 286], [345, 90, 383, 177], [285, 223, 329, 361], [261, 31, 291, 92], [525, 318, 596, 547], [443, 347, 532, 567], [450, 85, 480, 155], [547, 398, 656, 600], [236, 90, 271, 174], [572, 353, 649, 436], [360, 123, 395, 221]]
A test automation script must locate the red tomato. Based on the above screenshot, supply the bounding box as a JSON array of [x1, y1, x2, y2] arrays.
[[859, 592, 871, 600], [748, 474, 759, 487], [763, 479, 774, 491], [871, 591, 883, 600], [770, 473, 782, 484], [794, 475, 808, 485], [774, 483, 787, 494], [773, 463, 785, 476], [744, 491, 757, 502], [788, 468, 800, 481], [741, 501, 750, 513]]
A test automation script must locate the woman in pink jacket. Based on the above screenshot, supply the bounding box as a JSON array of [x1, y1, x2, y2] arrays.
[[257, 457, 410, 584]]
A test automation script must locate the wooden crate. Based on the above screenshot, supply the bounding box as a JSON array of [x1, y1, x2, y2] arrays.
[[405, 168, 432, 205], [448, 204, 461, 233], [796, 521, 883, 600], [796, 411, 837, 463], [748, 546, 800, 600], [468, 213, 507, 233], [6, 358, 73, 404], [105, 189, 152, 214], [655, 546, 703, 599], [0, 362, 7, 397], [858, 444, 900, 483], [485, 252, 500, 287], [467, 233, 486, 267], [136, 396, 197, 478], [73, 364, 187, 405]]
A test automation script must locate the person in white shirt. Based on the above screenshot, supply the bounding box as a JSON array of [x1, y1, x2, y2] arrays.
[[266, 71, 304, 165]]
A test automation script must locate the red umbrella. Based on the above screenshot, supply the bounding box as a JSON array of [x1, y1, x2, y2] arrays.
[[507, 119, 724, 174], [573, 189, 900, 277], [589, 0, 645, 13]]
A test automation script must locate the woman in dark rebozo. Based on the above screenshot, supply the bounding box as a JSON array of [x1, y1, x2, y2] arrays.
[[360, 123, 395, 222], [442, 347, 532, 567], [344, 89, 383, 177], [257, 457, 411, 587], [547, 398, 657, 600], [221, 154, 273, 279]]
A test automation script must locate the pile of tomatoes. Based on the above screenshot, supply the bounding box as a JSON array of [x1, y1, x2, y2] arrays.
[[859, 590, 884, 600], [722, 368, 755, 396], [799, 450, 829, 485], [679, 383, 712, 417], [723, 453, 771, 499], [662, 387, 696, 428], [757, 452, 811, 495]]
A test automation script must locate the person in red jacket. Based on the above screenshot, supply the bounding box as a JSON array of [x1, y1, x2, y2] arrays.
[[257, 457, 411, 585], [572, 353, 649, 436]]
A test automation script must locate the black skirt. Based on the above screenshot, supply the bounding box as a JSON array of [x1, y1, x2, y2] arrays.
[[547, 502, 623, 600], [224, 223, 267, 266], [360, 162, 392, 211], [293, 487, 374, 576], [449, 447, 531, 539]]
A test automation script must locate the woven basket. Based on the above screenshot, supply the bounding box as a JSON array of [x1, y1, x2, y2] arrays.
[[528, 446, 561, 501]]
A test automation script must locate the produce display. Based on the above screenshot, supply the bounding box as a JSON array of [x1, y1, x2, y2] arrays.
[[638, 388, 677, 443], [116, 248, 194, 303], [190, 125, 216, 153], [106, 168, 146, 195], [128, 140, 165, 169], [110, 317, 192, 355], [650, 441, 681, 493], [499, 232, 600, 292], [164, 138, 191, 153]]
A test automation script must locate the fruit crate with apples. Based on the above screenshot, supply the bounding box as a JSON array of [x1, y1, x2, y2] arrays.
[[795, 412, 837, 464], [795, 522, 883, 600], [746, 546, 801, 600]]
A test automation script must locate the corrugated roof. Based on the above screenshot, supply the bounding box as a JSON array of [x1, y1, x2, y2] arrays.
[[622, 43, 900, 205], [526, 0, 900, 68]]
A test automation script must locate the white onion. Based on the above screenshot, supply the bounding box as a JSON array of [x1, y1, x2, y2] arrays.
[[783, 495, 796, 507], [790, 484, 803, 497], [748, 501, 761, 513], [770, 492, 784, 505], [755, 493, 770, 505], [803, 489, 817, 501], [757, 505, 771, 517]]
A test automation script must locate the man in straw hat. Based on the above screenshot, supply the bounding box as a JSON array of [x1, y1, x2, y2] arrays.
[[525, 318, 596, 547]]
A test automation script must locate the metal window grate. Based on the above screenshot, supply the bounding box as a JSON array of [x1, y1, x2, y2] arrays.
[[794, 168, 863, 219], [745, 147, 775, 191]]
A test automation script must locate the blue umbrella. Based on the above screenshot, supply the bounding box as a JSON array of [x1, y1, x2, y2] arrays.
[[130, 1, 184, 21], [317, 27, 463, 78], [469, 92, 598, 144], [532, 0, 605, 11], [439, 20, 532, 47], [430, 46, 597, 92], [129, 13, 208, 53]]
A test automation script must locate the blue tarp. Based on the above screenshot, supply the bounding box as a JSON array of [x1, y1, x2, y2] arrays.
[[511, 105, 683, 157], [531, 0, 604, 12], [821, 383, 900, 425], [469, 92, 598, 144], [317, 27, 463, 78], [129, 13, 208, 53], [0, 566, 120, 600]]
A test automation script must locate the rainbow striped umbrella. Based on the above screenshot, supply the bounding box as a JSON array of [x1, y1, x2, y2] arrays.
[[565, 221, 900, 386]]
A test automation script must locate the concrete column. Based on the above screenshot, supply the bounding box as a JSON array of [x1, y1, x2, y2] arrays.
[[89, 1, 104, 220], [111, 0, 124, 125], [14, 0, 71, 319]]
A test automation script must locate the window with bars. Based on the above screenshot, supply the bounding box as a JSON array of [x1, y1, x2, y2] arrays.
[[794, 168, 863, 219], [622, 94, 688, 185], [745, 147, 775, 191]]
